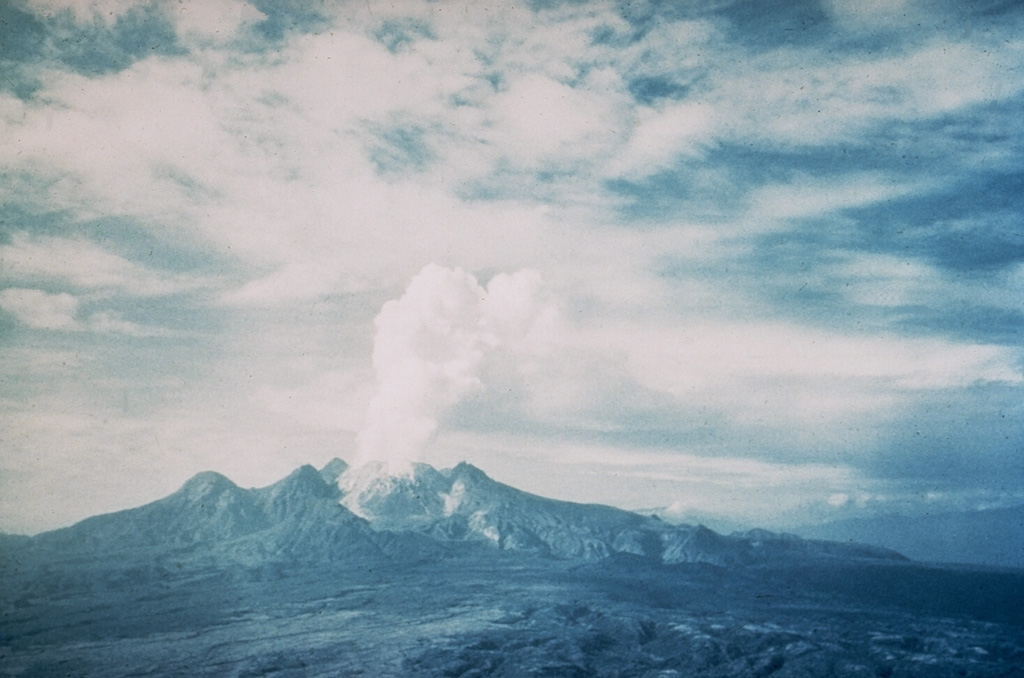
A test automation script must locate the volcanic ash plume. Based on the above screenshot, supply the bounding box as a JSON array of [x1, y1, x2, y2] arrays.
[[355, 264, 553, 470]]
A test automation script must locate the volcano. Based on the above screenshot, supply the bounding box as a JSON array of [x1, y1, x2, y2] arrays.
[[2, 459, 1022, 677]]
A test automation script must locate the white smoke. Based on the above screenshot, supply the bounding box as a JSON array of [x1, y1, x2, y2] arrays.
[[355, 264, 555, 470]]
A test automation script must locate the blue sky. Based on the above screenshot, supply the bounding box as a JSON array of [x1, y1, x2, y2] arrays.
[[1, 0, 1022, 534]]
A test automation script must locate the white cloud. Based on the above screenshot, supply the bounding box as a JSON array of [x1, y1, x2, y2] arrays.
[[86, 310, 177, 337], [616, 17, 718, 80], [271, 30, 468, 125], [171, 0, 266, 41], [624, 320, 1021, 390], [384, 275, 1022, 451], [599, 319, 1022, 436], [831, 253, 943, 308], [791, 249, 1024, 333], [1, 28, 627, 303], [0, 287, 80, 330], [0, 58, 229, 227], [896, 41, 1022, 114], [0, 287, 176, 336], [0, 231, 207, 296], [713, 35, 1024, 147], [606, 100, 715, 178], [8, 0, 1010, 316], [487, 72, 626, 169], [745, 173, 926, 223]]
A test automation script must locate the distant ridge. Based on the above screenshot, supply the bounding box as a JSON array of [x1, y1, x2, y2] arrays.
[[795, 504, 1024, 569]]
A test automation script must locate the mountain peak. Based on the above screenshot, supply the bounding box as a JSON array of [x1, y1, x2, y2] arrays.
[[270, 464, 334, 495], [450, 460, 489, 481], [253, 464, 345, 523], [177, 471, 238, 500], [318, 457, 349, 485]]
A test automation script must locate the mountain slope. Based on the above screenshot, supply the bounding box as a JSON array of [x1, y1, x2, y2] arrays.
[[334, 459, 906, 566], [7, 463, 412, 573], [31, 471, 272, 554]]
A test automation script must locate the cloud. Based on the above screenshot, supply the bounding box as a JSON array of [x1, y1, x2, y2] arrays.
[[0, 287, 176, 336], [85, 310, 177, 337], [436, 302, 1022, 470], [630, 321, 1021, 390], [356, 264, 556, 468], [172, 0, 265, 41], [598, 319, 1022, 450], [487, 72, 626, 170], [5, 0, 1013, 309], [745, 173, 928, 223], [0, 58, 229, 226], [0, 382, 353, 533], [860, 383, 1024, 489], [829, 252, 944, 308], [605, 100, 714, 178], [0, 287, 79, 330], [710, 33, 1024, 147], [0, 231, 208, 296], [0, 347, 83, 373], [3, 27, 614, 302]]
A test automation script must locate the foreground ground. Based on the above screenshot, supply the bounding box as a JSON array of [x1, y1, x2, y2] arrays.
[[2, 552, 1022, 677]]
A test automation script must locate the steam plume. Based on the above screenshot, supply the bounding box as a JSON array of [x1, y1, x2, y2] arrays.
[[355, 264, 552, 469]]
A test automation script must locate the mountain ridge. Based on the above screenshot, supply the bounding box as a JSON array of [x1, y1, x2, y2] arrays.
[[335, 458, 909, 566], [5, 460, 432, 572], [4, 458, 909, 575]]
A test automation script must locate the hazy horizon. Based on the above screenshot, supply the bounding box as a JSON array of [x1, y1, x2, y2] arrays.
[[2, 0, 1023, 537]]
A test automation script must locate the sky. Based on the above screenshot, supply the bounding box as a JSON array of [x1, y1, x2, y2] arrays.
[[1, 0, 1023, 535]]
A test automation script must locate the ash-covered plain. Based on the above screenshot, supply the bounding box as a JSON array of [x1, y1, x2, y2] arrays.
[[2, 459, 1022, 677]]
